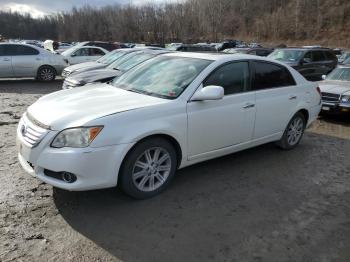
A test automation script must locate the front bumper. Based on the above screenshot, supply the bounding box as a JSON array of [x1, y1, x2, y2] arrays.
[[62, 80, 82, 89], [321, 101, 350, 113], [17, 125, 133, 191]]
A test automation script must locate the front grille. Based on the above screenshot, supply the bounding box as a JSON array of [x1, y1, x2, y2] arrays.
[[321, 92, 340, 103], [20, 114, 49, 148], [61, 69, 71, 78]]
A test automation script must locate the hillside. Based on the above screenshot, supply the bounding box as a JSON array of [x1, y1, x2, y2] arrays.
[[0, 0, 349, 48]]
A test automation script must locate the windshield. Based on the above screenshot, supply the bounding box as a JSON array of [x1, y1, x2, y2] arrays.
[[111, 56, 212, 99], [116, 53, 155, 72], [107, 52, 138, 70], [97, 50, 126, 65], [339, 53, 350, 63], [268, 49, 304, 62], [326, 68, 350, 81], [341, 56, 350, 64]]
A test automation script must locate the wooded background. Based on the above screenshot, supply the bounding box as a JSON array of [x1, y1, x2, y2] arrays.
[[1, 0, 349, 47]]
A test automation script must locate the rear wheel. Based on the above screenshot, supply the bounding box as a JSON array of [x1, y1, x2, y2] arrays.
[[119, 138, 177, 199], [276, 112, 306, 150], [37, 66, 56, 82]]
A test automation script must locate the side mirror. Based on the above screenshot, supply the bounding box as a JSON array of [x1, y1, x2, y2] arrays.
[[191, 85, 224, 101], [71, 53, 76, 57], [322, 75, 326, 80]]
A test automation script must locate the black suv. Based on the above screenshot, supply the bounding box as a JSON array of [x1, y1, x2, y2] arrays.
[[268, 48, 337, 80]]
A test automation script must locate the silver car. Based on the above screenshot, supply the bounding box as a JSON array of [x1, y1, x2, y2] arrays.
[[319, 65, 350, 114], [0, 43, 67, 81]]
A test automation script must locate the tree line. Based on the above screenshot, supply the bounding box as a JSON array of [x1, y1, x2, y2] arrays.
[[1, 0, 349, 46]]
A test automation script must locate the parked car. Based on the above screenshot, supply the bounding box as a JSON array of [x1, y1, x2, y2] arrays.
[[338, 52, 350, 64], [62, 49, 135, 78], [61, 46, 109, 65], [213, 40, 243, 51], [55, 42, 73, 53], [268, 48, 338, 81], [62, 49, 169, 89], [248, 42, 262, 48], [223, 47, 274, 56], [17, 53, 321, 199], [61, 47, 164, 79], [319, 65, 350, 114], [333, 48, 343, 59], [74, 41, 120, 51], [0, 43, 67, 81], [21, 40, 43, 48], [175, 44, 218, 52]]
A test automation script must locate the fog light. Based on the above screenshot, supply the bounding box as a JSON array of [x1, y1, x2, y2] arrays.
[[62, 172, 77, 183]]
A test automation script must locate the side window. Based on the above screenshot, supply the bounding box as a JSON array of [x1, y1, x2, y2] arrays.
[[73, 48, 90, 56], [90, 48, 105, 56], [253, 62, 296, 90], [312, 51, 326, 62], [7, 45, 39, 56], [248, 50, 257, 55], [324, 51, 335, 61], [0, 45, 6, 56], [304, 52, 312, 62], [203, 62, 250, 95]]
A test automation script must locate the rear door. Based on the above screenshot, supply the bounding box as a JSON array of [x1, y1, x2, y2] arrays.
[[10, 45, 41, 77], [323, 51, 337, 74], [70, 47, 92, 64], [252, 61, 300, 139], [88, 48, 106, 61], [0, 45, 14, 77]]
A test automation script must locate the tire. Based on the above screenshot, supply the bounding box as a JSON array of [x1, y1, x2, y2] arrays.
[[276, 112, 306, 150], [37, 66, 56, 82], [119, 137, 178, 199]]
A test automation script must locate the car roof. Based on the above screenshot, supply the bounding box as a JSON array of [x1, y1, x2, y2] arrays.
[[275, 47, 332, 51], [163, 52, 271, 62], [337, 65, 350, 69]]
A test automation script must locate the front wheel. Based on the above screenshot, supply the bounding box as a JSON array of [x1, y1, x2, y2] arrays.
[[119, 138, 177, 199], [276, 112, 306, 150], [37, 66, 56, 82]]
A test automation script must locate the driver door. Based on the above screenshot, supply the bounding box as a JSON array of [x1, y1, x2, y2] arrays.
[[187, 61, 256, 159]]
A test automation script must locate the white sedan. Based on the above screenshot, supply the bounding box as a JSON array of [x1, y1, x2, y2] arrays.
[[61, 46, 108, 65], [17, 53, 321, 199]]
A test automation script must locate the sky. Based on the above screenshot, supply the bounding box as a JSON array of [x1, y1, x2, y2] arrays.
[[0, 0, 173, 18]]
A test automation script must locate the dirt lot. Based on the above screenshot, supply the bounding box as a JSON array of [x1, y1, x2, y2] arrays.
[[1, 79, 350, 262]]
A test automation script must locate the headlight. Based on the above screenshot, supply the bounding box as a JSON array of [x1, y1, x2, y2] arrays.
[[51, 126, 103, 148], [341, 95, 350, 103]]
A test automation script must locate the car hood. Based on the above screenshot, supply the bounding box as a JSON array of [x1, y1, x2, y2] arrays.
[[65, 62, 102, 73], [67, 69, 122, 84], [27, 83, 168, 130], [319, 80, 350, 95]]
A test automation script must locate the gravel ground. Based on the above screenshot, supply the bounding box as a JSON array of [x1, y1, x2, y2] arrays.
[[1, 79, 350, 262]]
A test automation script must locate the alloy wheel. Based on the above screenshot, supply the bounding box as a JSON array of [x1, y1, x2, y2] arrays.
[[132, 147, 172, 192], [287, 116, 304, 146]]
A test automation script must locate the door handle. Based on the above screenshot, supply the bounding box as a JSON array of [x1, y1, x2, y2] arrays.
[[242, 103, 255, 109], [289, 95, 297, 100], [3, 58, 10, 61]]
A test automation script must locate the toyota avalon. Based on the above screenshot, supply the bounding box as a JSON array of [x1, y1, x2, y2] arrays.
[[17, 53, 321, 199]]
